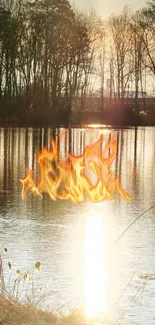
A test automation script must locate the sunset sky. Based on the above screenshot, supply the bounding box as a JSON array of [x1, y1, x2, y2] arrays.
[[73, 0, 147, 18]]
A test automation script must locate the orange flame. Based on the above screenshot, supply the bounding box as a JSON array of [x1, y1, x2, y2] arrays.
[[20, 135, 131, 202]]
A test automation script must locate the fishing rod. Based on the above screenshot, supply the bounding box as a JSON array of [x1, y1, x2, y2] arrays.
[[113, 204, 155, 246]]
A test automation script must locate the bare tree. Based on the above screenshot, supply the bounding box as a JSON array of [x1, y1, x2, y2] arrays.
[[108, 7, 133, 99]]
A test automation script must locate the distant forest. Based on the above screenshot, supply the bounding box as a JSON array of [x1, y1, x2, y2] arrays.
[[1, 0, 155, 121]]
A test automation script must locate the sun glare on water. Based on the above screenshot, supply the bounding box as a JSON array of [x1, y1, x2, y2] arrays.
[[84, 214, 107, 318]]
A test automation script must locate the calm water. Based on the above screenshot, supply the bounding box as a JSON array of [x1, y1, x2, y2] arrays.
[[0, 126, 155, 324]]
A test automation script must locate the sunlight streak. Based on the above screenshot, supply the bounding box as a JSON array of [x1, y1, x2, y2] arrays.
[[84, 214, 107, 318]]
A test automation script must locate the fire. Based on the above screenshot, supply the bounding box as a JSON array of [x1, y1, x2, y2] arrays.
[[20, 135, 131, 202]]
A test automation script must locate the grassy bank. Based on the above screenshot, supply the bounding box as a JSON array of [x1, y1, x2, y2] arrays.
[[0, 296, 112, 325], [0, 253, 110, 325], [0, 296, 59, 325], [0, 254, 60, 325]]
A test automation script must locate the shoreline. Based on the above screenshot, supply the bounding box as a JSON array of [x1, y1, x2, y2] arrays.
[[0, 122, 153, 128], [0, 115, 153, 128]]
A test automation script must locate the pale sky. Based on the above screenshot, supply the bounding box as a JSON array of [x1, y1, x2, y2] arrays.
[[72, 0, 147, 18]]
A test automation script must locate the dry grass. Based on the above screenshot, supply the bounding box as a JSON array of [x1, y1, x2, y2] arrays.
[[0, 253, 60, 325], [0, 296, 93, 325], [0, 253, 89, 325], [0, 253, 111, 325], [0, 296, 59, 325]]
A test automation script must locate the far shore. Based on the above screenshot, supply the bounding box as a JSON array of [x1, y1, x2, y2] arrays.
[[0, 110, 154, 128]]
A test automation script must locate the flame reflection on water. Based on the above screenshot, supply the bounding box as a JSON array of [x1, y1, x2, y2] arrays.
[[84, 213, 107, 318]]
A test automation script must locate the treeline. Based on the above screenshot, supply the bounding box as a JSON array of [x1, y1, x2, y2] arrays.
[[0, 0, 155, 120], [0, 0, 94, 118]]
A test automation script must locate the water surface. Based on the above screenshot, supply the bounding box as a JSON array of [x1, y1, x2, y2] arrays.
[[0, 126, 155, 324]]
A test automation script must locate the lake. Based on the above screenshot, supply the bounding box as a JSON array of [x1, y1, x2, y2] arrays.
[[0, 126, 155, 325]]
